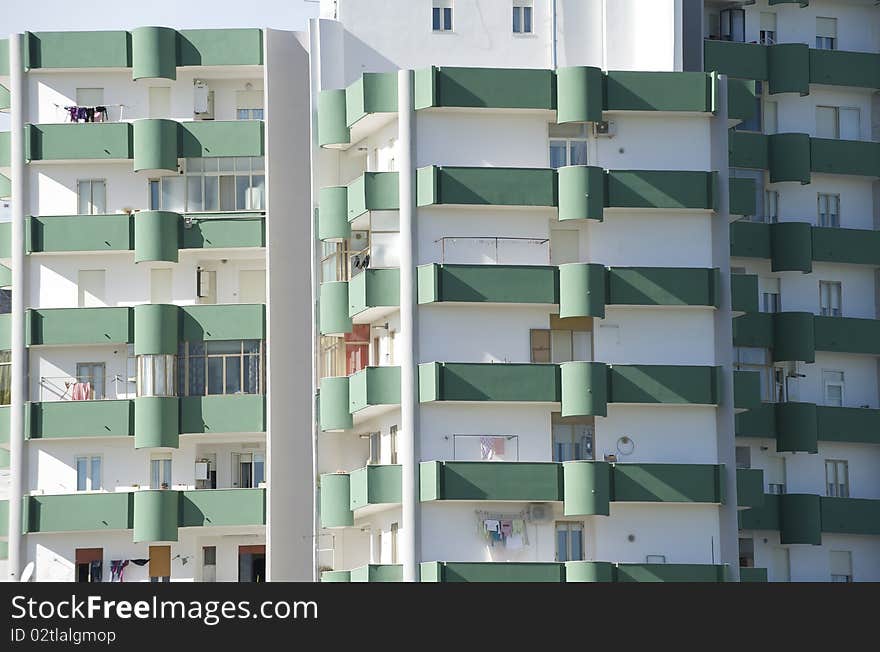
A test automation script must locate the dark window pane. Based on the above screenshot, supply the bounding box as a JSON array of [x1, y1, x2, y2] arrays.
[[444, 7, 452, 29], [189, 342, 206, 356], [243, 340, 260, 354], [433, 7, 440, 30], [207, 358, 224, 394], [189, 357, 206, 396], [524, 7, 532, 32], [208, 341, 242, 355], [226, 357, 242, 394], [243, 355, 260, 393]]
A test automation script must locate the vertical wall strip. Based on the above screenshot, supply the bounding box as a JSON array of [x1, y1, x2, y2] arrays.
[[8, 32, 26, 582], [397, 69, 420, 582]]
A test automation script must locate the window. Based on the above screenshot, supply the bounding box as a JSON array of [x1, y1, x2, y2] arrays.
[[76, 88, 104, 107], [531, 318, 593, 363], [764, 189, 779, 223], [552, 413, 594, 462], [766, 456, 785, 495], [734, 347, 774, 402], [818, 193, 840, 228], [178, 340, 263, 396], [76, 362, 105, 400], [432, 0, 453, 32], [825, 459, 849, 498], [0, 350, 10, 406], [555, 522, 584, 562], [390, 523, 399, 564], [150, 454, 172, 489], [149, 157, 265, 213], [513, 1, 533, 34], [735, 446, 751, 470], [367, 432, 380, 465], [75, 455, 102, 491], [739, 538, 755, 568], [233, 451, 265, 488], [816, 107, 859, 141], [759, 13, 777, 45], [77, 179, 106, 215], [236, 90, 264, 120], [764, 101, 778, 135], [320, 325, 370, 378], [819, 281, 842, 317], [549, 123, 588, 169], [137, 354, 176, 397], [75, 548, 103, 583], [389, 425, 398, 465], [202, 546, 217, 583], [720, 8, 745, 42], [823, 370, 845, 407], [830, 551, 853, 583], [759, 277, 780, 314], [816, 17, 837, 50]]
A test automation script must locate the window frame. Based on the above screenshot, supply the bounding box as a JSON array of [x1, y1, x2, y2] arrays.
[[549, 123, 589, 169], [551, 412, 595, 462], [554, 521, 585, 562], [177, 340, 265, 397], [822, 369, 845, 408], [513, 1, 534, 35], [75, 454, 102, 492], [432, 1, 454, 32], [817, 193, 840, 228], [150, 454, 173, 490], [824, 459, 849, 498], [76, 178, 107, 215], [764, 189, 779, 223], [149, 157, 266, 213], [818, 280, 842, 317]]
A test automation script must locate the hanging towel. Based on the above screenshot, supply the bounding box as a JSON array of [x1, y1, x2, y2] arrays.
[[89, 559, 103, 583], [110, 560, 129, 582], [480, 436, 505, 461], [484, 519, 500, 533], [499, 520, 513, 538], [71, 382, 91, 401]]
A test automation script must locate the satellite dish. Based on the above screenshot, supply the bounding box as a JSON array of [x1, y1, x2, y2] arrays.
[[20, 561, 35, 582], [617, 436, 635, 456]]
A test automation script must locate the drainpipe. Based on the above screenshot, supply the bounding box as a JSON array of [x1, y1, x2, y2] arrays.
[[397, 69, 419, 582], [551, 0, 558, 69], [8, 32, 27, 582]]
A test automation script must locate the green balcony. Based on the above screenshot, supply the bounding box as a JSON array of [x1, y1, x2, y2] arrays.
[[180, 213, 264, 250], [24, 28, 262, 72], [349, 268, 400, 321], [809, 49, 880, 91], [415, 66, 556, 110], [421, 562, 566, 583], [0, 499, 7, 537], [350, 464, 402, 510], [179, 395, 265, 435], [815, 316, 880, 355], [319, 376, 353, 432], [607, 170, 717, 211], [24, 400, 127, 441], [732, 222, 880, 268], [320, 472, 353, 528], [27, 123, 132, 161], [729, 131, 769, 170], [731, 273, 759, 314], [734, 370, 762, 410], [317, 90, 350, 147], [604, 71, 713, 113], [729, 177, 757, 216], [134, 211, 179, 262], [179, 488, 265, 527], [421, 461, 563, 502], [346, 172, 399, 222], [740, 493, 880, 541], [736, 468, 765, 510], [417, 166, 557, 208], [317, 187, 350, 240], [612, 464, 724, 504], [319, 282, 352, 336], [134, 397, 179, 448], [0, 131, 11, 166], [812, 227, 880, 266], [419, 362, 561, 403], [736, 402, 880, 447], [179, 304, 265, 341], [320, 570, 352, 582], [821, 497, 880, 536], [616, 564, 727, 582], [727, 79, 757, 123], [25, 492, 133, 533], [346, 72, 398, 125], [133, 489, 179, 542], [811, 138, 880, 177], [27, 307, 131, 346], [350, 564, 403, 583], [29, 214, 132, 253], [0, 85, 9, 112], [420, 561, 727, 583], [419, 263, 559, 305], [562, 461, 611, 516], [349, 366, 401, 415], [739, 567, 768, 582]]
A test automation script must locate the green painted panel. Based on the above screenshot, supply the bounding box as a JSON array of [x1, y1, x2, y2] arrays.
[[557, 165, 605, 221], [780, 493, 821, 545], [0, 265, 9, 289], [133, 490, 179, 542], [815, 316, 880, 355], [320, 282, 352, 336], [564, 561, 615, 582], [727, 79, 757, 122], [28, 123, 132, 161], [734, 370, 762, 410], [349, 464, 402, 510], [776, 402, 818, 453], [820, 497, 880, 536], [738, 493, 780, 531], [134, 210, 179, 261], [318, 187, 350, 240], [558, 263, 605, 318], [420, 362, 560, 403], [349, 366, 400, 413], [179, 488, 265, 527], [616, 564, 725, 582], [179, 395, 265, 434], [0, 500, 6, 537], [810, 138, 880, 177], [177, 29, 263, 66], [606, 171, 716, 210], [560, 361, 608, 418], [0, 131, 9, 166], [178, 120, 263, 158], [809, 49, 880, 90], [609, 267, 719, 307], [817, 406, 880, 445], [133, 396, 179, 449], [739, 567, 768, 582], [423, 461, 563, 501], [770, 221, 812, 273], [735, 402, 776, 438], [0, 406, 7, 443], [704, 40, 768, 81], [556, 66, 603, 123], [321, 570, 351, 582], [29, 214, 132, 253], [772, 312, 815, 362], [0, 314, 9, 349], [26, 31, 130, 69], [731, 273, 759, 313], [613, 464, 723, 503], [347, 172, 399, 220], [606, 72, 712, 112], [350, 564, 403, 583], [0, 39, 8, 76], [131, 26, 176, 80], [413, 67, 436, 110], [29, 307, 132, 346], [609, 365, 719, 405], [346, 72, 398, 126], [317, 90, 350, 147], [179, 304, 265, 341], [813, 227, 880, 266], [430, 562, 565, 583], [419, 461, 442, 502], [29, 400, 133, 439], [729, 177, 757, 216], [0, 86, 9, 112], [27, 493, 132, 533], [319, 376, 352, 431], [420, 264, 558, 305], [181, 214, 264, 250], [769, 0, 809, 5], [0, 449, 9, 469], [0, 174, 9, 199], [737, 468, 765, 509], [134, 303, 179, 355], [320, 473, 353, 528], [768, 133, 811, 184], [767, 43, 810, 95], [729, 131, 769, 169], [732, 312, 773, 349], [562, 461, 611, 516], [432, 67, 556, 109], [349, 268, 400, 318], [420, 166, 556, 207], [0, 223, 8, 257]]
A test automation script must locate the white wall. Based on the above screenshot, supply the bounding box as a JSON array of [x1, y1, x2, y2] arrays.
[[597, 308, 717, 365], [749, 531, 880, 582], [765, 174, 876, 231], [587, 212, 714, 267]]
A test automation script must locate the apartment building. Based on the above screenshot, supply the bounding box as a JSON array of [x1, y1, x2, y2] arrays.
[[703, 0, 880, 582], [0, 28, 314, 582]]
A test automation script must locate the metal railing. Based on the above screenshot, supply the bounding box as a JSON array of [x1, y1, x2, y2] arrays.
[[434, 237, 550, 265], [39, 375, 134, 402]]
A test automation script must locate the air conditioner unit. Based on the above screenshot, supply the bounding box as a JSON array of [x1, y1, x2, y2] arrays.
[[528, 503, 551, 523], [591, 120, 616, 138]]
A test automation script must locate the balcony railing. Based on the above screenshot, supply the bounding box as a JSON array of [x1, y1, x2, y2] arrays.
[[434, 237, 550, 265]]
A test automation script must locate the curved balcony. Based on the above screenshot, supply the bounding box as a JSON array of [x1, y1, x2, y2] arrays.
[[133, 489, 179, 542]]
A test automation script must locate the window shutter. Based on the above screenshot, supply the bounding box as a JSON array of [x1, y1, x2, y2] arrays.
[[760, 13, 776, 32], [829, 551, 851, 576], [816, 18, 837, 38]]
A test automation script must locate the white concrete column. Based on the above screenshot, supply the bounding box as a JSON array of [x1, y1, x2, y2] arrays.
[[8, 32, 27, 582], [397, 69, 420, 582]]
